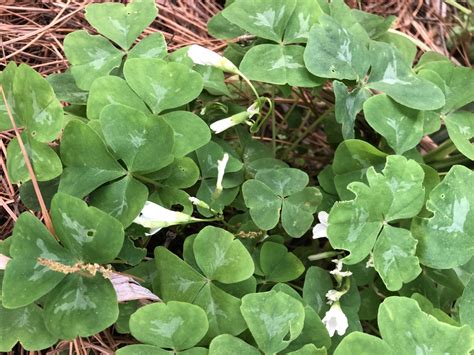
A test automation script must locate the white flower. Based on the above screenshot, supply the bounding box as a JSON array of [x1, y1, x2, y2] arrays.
[[312, 211, 329, 239], [210, 102, 260, 134], [210, 111, 250, 134], [326, 289, 344, 304], [187, 45, 239, 74], [212, 153, 229, 200], [330, 259, 353, 278], [322, 302, 349, 337], [133, 201, 202, 235]]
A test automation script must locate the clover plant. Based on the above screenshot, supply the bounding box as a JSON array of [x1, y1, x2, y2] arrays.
[[1, 0, 473, 353]]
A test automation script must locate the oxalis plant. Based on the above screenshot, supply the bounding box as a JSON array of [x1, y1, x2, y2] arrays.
[[0, 0, 473, 353]]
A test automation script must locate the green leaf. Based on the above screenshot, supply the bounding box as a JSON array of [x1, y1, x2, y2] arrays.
[[63, 30, 124, 90], [410, 293, 459, 326], [240, 44, 323, 87], [378, 296, 473, 354], [367, 42, 445, 110], [47, 72, 88, 105], [196, 141, 243, 178], [160, 157, 200, 189], [124, 58, 203, 114], [352, 10, 395, 38], [160, 111, 211, 158], [118, 237, 147, 266], [153, 188, 193, 215], [207, 12, 246, 40], [196, 180, 239, 217], [304, 15, 369, 80], [193, 226, 254, 284], [334, 332, 394, 355], [59, 120, 125, 197], [0, 62, 16, 131], [328, 155, 425, 265], [332, 140, 387, 200], [378, 32, 417, 65], [414, 165, 474, 269], [50, 192, 124, 263], [240, 290, 305, 354], [43, 273, 118, 339], [193, 65, 231, 96], [256, 168, 309, 196], [445, 111, 474, 160], [363, 94, 424, 154], [419, 60, 474, 113], [87, 76, 150, 120], [242, 180, 282, 230], [100, 104, 174, 172], [193, 283, 248, 340], [19, 178, 59, 211], [85, 0, 157, 50], [209, 334, 259, 355], [459, 277, 474, 328], [259, 242, 304, 282], [2, 213, 71, 308], [129, 301, 208, 350], [0, 303, 57, 352], [128, 32, 167, 59], [287, 344, 327, 355], [373, 225, 421, 291], [89, 175, 148, 227], [222, 0, 297, 42], [13, 64, 64, 142], [116, 345, 168, 355], [303, 266, 333, 315], [283, 0, 323, 43], [334, 81, 371, 139], [7, 133, 62, 184], [281, 187, 322, 237], [154, 248, 246, 339], [288, 306, 331, 352], [154, 247, 206, 303]]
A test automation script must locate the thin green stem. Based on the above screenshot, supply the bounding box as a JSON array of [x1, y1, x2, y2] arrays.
[[423, 139, 456, 163], [238, 70, 260, 102], [430, 154, 469, 170]]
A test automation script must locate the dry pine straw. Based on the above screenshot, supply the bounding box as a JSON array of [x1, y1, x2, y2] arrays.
[[0, 1, 470, 353]]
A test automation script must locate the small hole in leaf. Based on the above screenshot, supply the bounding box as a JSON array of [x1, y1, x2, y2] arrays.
[[86, 230, 96, 237], [31, 130, 37, 136]]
